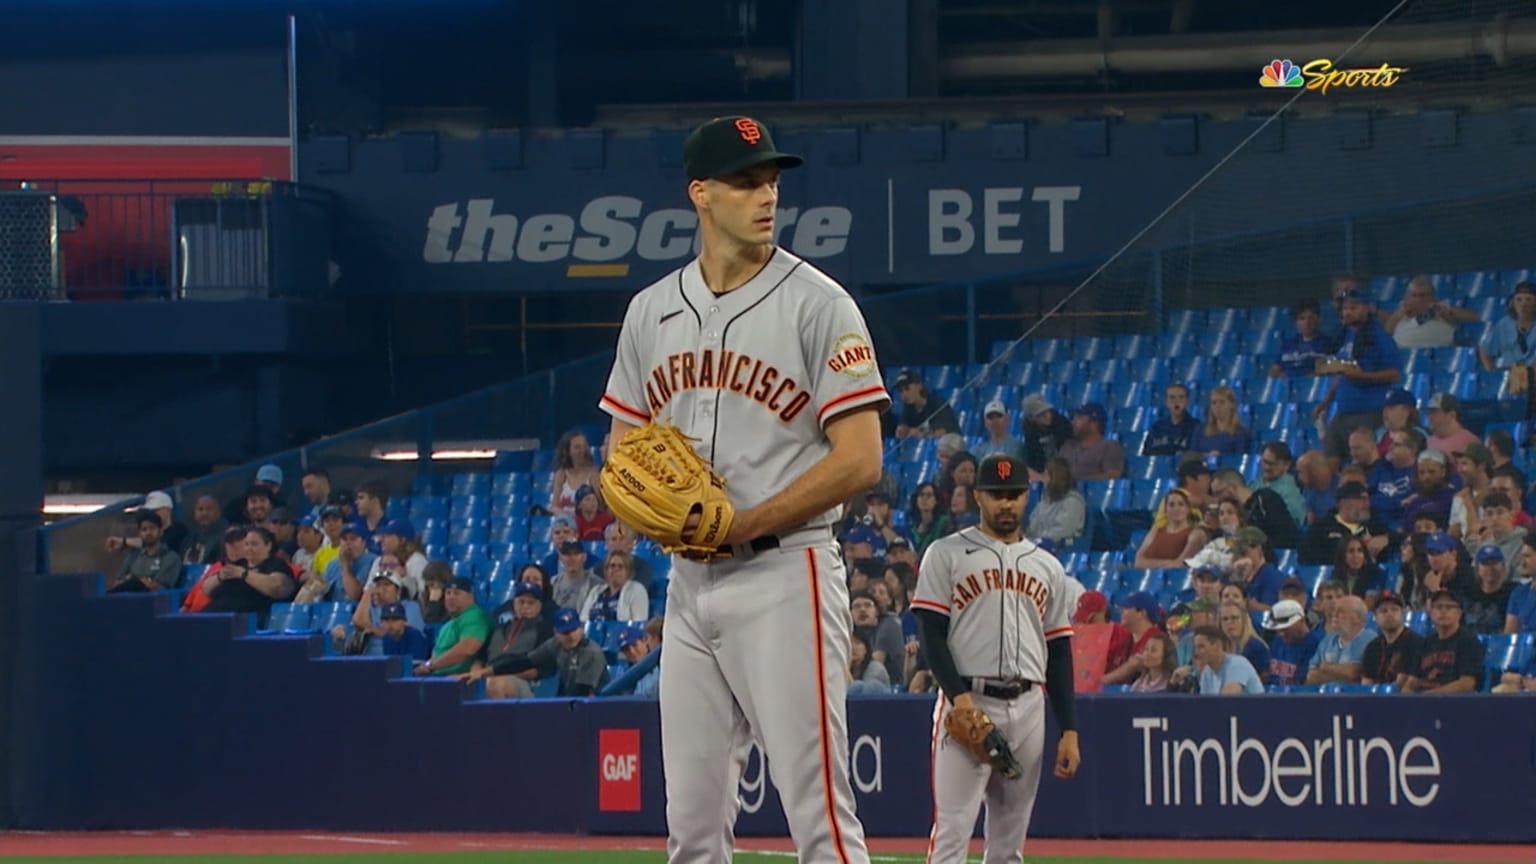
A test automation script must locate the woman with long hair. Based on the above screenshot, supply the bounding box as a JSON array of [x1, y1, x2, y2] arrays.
[[1190, 386, 1252, 456], [1334, 535, 1388, 603], [1184, 497, 1247, 573], [580, 550, 650, 622], [1027, 458, 1086, 545], [937, 451, 978, 504], [1218, 599, 1271, 674], [549, 429, 601, 515], [1129, 633, 1177, 692], [200, 526, 297, 623], [1134, 488, 1201, 569], [947, 483, 979, 528], [907, 482, 953, 557]]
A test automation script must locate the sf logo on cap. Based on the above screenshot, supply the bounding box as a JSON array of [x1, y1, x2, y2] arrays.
[[996, 461, 1012, 481], [734, 118, 762, 144]]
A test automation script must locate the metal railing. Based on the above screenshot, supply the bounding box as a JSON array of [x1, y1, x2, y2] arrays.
[[0, 179, 335, 301]]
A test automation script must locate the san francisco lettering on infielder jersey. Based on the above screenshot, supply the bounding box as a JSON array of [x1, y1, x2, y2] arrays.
[[598, 248, 890, 526], [911, 528, 1074, 682]]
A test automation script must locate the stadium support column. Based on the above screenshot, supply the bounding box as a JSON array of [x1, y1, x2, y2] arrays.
[[0, 303, 43, 828], [797, 0, 910, 101]]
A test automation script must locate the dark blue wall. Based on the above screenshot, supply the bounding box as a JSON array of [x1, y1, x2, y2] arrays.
[[11, 573, 1536, 841]]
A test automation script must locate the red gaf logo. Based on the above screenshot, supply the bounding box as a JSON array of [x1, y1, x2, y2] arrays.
[[598, 728, 642, 812], [734, 118, 762, 144], [996, 460, 1013, 481]]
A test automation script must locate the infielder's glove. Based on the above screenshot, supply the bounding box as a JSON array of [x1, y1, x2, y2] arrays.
[[945, 706, 1023, 780], [599, 421, 736, 557]]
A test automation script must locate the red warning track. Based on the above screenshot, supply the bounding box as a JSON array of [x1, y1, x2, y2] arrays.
[[0, 831, 1530, 861]]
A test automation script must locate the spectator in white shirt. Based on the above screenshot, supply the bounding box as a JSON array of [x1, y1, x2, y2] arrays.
[[1383, 276, 1477, 348]]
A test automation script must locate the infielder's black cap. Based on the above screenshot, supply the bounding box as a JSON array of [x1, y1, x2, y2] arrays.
[[974, 454, 1029, 492], [683, 116, 803, 181]]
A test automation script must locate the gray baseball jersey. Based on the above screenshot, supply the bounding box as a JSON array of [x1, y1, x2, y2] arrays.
[[911, 527, 1074, 681], [599, 248, 891, 524]]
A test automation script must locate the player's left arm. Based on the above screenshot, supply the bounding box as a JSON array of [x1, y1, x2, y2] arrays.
[[1042, 563, 1080, 779]]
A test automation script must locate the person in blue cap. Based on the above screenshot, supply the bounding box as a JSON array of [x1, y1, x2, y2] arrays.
[[378, 602, 430, 661], [461, 607, 608, 698]]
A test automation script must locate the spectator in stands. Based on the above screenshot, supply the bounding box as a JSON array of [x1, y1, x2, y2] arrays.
[[181, 528, 250, 614], [290, 514, 325, 579], [1450, 443, 1495, 540], [107, 510, 183, 593], [222, 465, 286, 525], [885, 536, 920, 576], [1061, 402, 1125, 480], [947, 484, 979, 529], [298, 468, 331, 523], [1073, 590, 1133, 675], [1409, 531, 1476, 610], [573, 484, 615, 542], [1299, 480, 1395, 567], [1184, 497, 1245, 574], [1462, 544, 1515, 634], [936, 451, 977, 506], [1304, 595, 1371, 684], [311, 506, 345, 567], [413, 575, 491, 677], [1219, 581, 1249, 609], [1332, 535, 1387, 602], [1370, 429, 1422, 524], [419, 560, 453, 625], [936, 433, 967, 471], [855, 490, 907, 554], [539, 515, 593, 575], [352, 482, 389, 549], [1153, 459, 1214, 531], [1468, 490, 1528, 567], [1174, 627, 1266, 694], [550, 539, 602, 612], [461, 608, 607, 697], [1479, 281, 1536, 370], [200, 527, 297, 622], [332, 521, 378, 603], [976, 400, 1023, 461], [1099, 591, 1164, 686], [366, 519, 427, 599], [335, 557, 405, 650], [1019, 393, 1072, 478], [1314, 289, 1403, 470], [1485, 431, 1530, 493], [1188, 566, 1222, 604], [615, 621, 663, 698], [1141, 383, 1199, 456], [179, 495, 228, 565], [263, 508, 297, 562], [1490, 467, 1535, 529], [581, 551, 649, 623], [907, 482, 953, 557], [1400, 589, 1484, 693], [1026, 458, 1085, 546], [1375, 389, 1428, 459], [1492, 653, 1536, 693], [549, 429, 601, 515], [1506, 536, 1536, 633], [1295, 450, 1337, 527], [1423, 394, 1480, 461], [1330, 273, 1366, 315], [1190, 386, 1251, 457], [1211, 468, 1299, 550], [478, 582, 554, 699], [1361, 591, 1421, 687], [1384, 275, 1478, 348], [1256, 441, 1306, 527], [377, 602, 430, 661], [602, 521, 653, 590], [1280, 578, 1323, 630], [106, 491, 190, 561], [847, 631, 892, 695], [893, 370, 960, 438], [1172, 599, 1217, 666], [1398, 449, 1456, 532], [1135, 489, 1201, 569], [842, 526, 883, 570], [1227, 527, 1283, 611], [851, 589, 904, 685], [1218, 599, 1270, 674], [1123, 633, 1173, 692], [1262, 600, 1322, 687], [1269, 300, 1331, 378]]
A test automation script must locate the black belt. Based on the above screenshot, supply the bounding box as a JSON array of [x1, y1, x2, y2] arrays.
[[679, 534, 781, 561], [976, 680, 1034, 700]]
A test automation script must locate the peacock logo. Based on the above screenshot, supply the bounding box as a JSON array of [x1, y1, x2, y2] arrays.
[[1260, 59, 1304, 88]]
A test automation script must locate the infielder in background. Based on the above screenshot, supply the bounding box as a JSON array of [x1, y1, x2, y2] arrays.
[[598, 116, 888, 863], [912, 453, 1080, 864]]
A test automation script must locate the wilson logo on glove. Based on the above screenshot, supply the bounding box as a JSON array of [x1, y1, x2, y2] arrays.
[[599, 421, 736, 557]]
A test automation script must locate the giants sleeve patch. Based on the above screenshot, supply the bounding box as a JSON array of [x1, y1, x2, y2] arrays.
[[826, 333, 877, 379]]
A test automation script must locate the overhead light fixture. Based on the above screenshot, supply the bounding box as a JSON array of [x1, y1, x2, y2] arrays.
[[368, 439, 537, 462], [43, 494, 139, 516]]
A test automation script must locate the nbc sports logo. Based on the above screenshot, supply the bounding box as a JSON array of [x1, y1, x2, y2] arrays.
[[1260, 59, 1303, 88]]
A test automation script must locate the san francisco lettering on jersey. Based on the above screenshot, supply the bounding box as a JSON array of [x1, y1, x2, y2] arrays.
[[645, 349, 812, 422], [951, 567, 1050, 617]]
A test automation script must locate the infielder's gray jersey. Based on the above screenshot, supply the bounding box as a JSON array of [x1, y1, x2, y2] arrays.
[[599, 248, 891, 525], [911, 528, 1074, 681]]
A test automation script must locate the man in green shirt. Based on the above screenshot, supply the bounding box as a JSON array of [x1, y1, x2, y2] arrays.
[[413, 576, 491, 676]]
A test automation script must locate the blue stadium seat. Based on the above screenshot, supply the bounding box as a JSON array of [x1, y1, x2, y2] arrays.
[[278, 603, 315, 634], [1119, 334, 1161, 360], [1294, 565, 1330, 595], [1206, 308, 1243, 334], [1199, 331, 1243, 359], [1480, 633, 1532, 690], [1123, 456, 1169, 482], [1273, 548, 1297, 572], [488, 517, 529, 546], [1212, 355, 1254, 382], [1244, 306, 1286, 335], [1370, 275, 1406, 305], [1250, 402, 1296, 433], [1072, 337, 1116, 363], [386, 498, 412, 520], [1318, 683, 1396, 694], [490, 472, 528, 497], [1001, 361, 1042, 389], [1166, 309, 1203, 333], [1105, 380, 1148, 410], [313, 602, 357, 634], [448, 495, 490, 521], [530, 677, 559, 699], [1498, 268, 1533, 289], [448, 518, 490, 546], [1043, 361, 1082, 386], [1473, 295, 1504, 322], [449, 473, 492, 497], [260, 602, 299, 633], [1246, 377, 1291, 406], [1137, 477, 1177, 510], [1167, 356, 1209, 385], [1404, 609, 1432, 635], [1400, 348, 1441, 376], [529, 515, 555, 545], [180, 563, 207, 589], [1291, 376, 1333, 403], [923, 364, 964, 389], [1080, 480, 1131, 513], [1087, 551, 1122, 571], [1128, 358, 1168, 385]]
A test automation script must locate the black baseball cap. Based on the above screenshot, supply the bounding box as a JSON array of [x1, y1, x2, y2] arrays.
[[974, 454, 1029, 492], [683, 116, 803, 181]]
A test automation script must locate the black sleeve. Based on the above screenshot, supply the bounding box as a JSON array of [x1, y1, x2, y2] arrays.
[[914, 608, 970, 701], [1044, 637, 1077, 732], [488, 653, 534, 676]]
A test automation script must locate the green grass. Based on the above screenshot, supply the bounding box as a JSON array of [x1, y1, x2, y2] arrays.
[[0, 856, 1476, 864], [0, 848, 1468, 854]]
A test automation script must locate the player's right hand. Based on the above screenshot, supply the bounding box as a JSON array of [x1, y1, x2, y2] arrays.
[[951, 692, 976, 713], [1054, 731, 1080, 779]]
